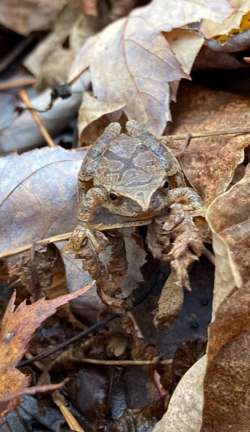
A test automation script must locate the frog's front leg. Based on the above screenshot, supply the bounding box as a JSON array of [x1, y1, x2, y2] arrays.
[[69, 186, 108, 252], [147, 187, 205, 287], [167, 186, 204, 214]]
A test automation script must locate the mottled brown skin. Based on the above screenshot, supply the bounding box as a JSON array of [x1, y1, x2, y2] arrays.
[[72, 121, 201, 248], [70, 121, 203, 310]]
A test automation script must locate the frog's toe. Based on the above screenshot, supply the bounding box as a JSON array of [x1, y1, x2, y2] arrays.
[[126, 120, 144, 137], [103, 122, 121, 138]]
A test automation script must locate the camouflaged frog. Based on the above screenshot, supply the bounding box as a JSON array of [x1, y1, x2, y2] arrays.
[[70, 121, 204, 315]]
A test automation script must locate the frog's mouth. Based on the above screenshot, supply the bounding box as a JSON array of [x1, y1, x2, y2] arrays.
[[88, 208, 152, 231]]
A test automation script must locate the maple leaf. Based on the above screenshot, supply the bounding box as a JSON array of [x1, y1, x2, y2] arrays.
[[69, 0, 231, 135], [0, 283, 93, 418]]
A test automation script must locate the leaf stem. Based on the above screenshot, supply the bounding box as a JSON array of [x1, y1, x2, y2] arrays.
[[18, 89, 56, 147], [0, 232, 72, 260]]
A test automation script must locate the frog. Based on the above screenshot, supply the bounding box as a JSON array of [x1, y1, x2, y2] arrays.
[[69, 120, 204, 316]]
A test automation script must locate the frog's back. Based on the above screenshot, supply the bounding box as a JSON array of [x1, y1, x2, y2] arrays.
[[95, 134, 166, 193]]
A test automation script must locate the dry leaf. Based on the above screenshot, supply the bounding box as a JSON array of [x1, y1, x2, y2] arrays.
[[0, 0, 69, 35], [57, 243, 104, 323], [78, 92, 124, 145], [201, 164, 250, 431], [153, 356, 206, 432], [0, 283, 93, 417], [69, 0, 230, 135], [82, 0, 98, 16], [201, 0, 250, 39], [24, 4, 97, 90], [154, 270, 184, 327], [155, 124, 250, 432], [169, 81, 250, 206], [0, 147, 85, 256]]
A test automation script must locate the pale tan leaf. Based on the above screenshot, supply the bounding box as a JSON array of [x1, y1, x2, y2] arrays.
[[201, 0, 250, 38], [70, 0, 230, 135], [25, 7, 96, 90], [0, 0, 69, 35], [165, 29, 204, 75], [153, 356, 206, 432], [78, 92, 124, 145]]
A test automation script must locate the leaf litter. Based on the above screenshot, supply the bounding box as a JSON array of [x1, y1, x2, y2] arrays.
[[0, 0, 250, 430]]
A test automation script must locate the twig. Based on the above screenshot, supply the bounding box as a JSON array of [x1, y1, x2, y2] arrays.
[[0, 231, 72, 260], [169, 127, 250, 141], [18, 89, 56, 147], [0, 77, 35, 91], [79, 358, 172, 366], [18, 314, 119, 367], [53, 391, 85, 432]]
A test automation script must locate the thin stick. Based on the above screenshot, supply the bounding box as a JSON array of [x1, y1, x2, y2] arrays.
[[0, 77, 36, 91], [53, 391, 85, 432], [0, 231, 72, 260], [18, 89, 56, 147], [169, 127, 250, 141], [18, 314, 119, 367], [79, 358, 172, 366]]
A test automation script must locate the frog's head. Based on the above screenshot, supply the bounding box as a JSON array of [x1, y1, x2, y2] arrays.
[[92, 140, 176, 228]]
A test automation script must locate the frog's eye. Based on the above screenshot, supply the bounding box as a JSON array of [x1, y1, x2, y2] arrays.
[[162, 179, 169, 189], [109, 192, 120, 202]]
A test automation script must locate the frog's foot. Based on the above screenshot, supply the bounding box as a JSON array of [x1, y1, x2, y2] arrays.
[[165, 207, 204, 289], [101, 121, 121, 140], [126, 120, 144, 137], [67, 225, 108, 253], [168, 187, 204, 213]]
